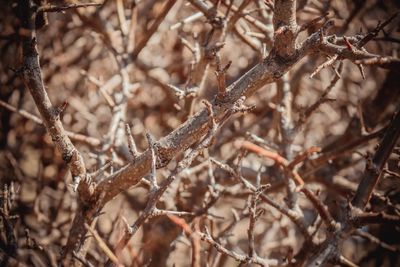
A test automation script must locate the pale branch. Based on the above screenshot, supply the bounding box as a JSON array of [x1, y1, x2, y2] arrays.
[[115, 0, 128, 36], [210, 158, 310, 240], [84, 224, 121, 267], [88, 161, 113, 179], [309, 55, 338, 78], [276, 72, 302, 211], [145, 133, 158, 189], [188, 0, 216, 20], [148, 209, 195, 219], [304, 240, 338, 266], [0, 99, 42, 124], [199, 227, 279, 266], [337, 255, 359, 267], [226, 0, 251, 32], [170, 11, 203, 30], [297, 61, 342, 129], [222, 0, 273, 39], [247, 184, 266, 260]]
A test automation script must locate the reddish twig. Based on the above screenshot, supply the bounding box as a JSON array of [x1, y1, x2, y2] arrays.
[[288, 146, 321, 168], [235, 140, 305, 186]]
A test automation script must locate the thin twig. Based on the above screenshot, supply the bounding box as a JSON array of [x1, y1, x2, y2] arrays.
[[84, 224, 122, 266], [125, 123, 140, 160], [199, 227, 279, 266]]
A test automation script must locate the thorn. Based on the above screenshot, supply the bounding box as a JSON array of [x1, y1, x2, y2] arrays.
[[54, 101, 68, 119], [343, 36, 354, 52]]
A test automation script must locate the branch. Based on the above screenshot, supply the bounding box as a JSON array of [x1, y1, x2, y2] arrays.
[[356, 12, 399, 48], [131, 0, 177, 60], [273, 0, 298, 57], [300, 188, 338, 232], [352, 108, 400, 209], [17, 0, 92, 198], [84, 224, 121, 267], [351, 211, 400, 227], [354, 57, 400, 70], [318, 41, 400, 71]]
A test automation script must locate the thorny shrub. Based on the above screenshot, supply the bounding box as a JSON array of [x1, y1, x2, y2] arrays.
[[0, 0, 400, 266]]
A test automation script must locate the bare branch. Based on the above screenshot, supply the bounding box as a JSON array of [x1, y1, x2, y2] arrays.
[[131, 0, 177, 60], [85, 224, 122, 266]]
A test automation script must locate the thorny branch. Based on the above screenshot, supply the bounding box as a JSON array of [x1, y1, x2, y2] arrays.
[[352, 108, 400, 209]]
